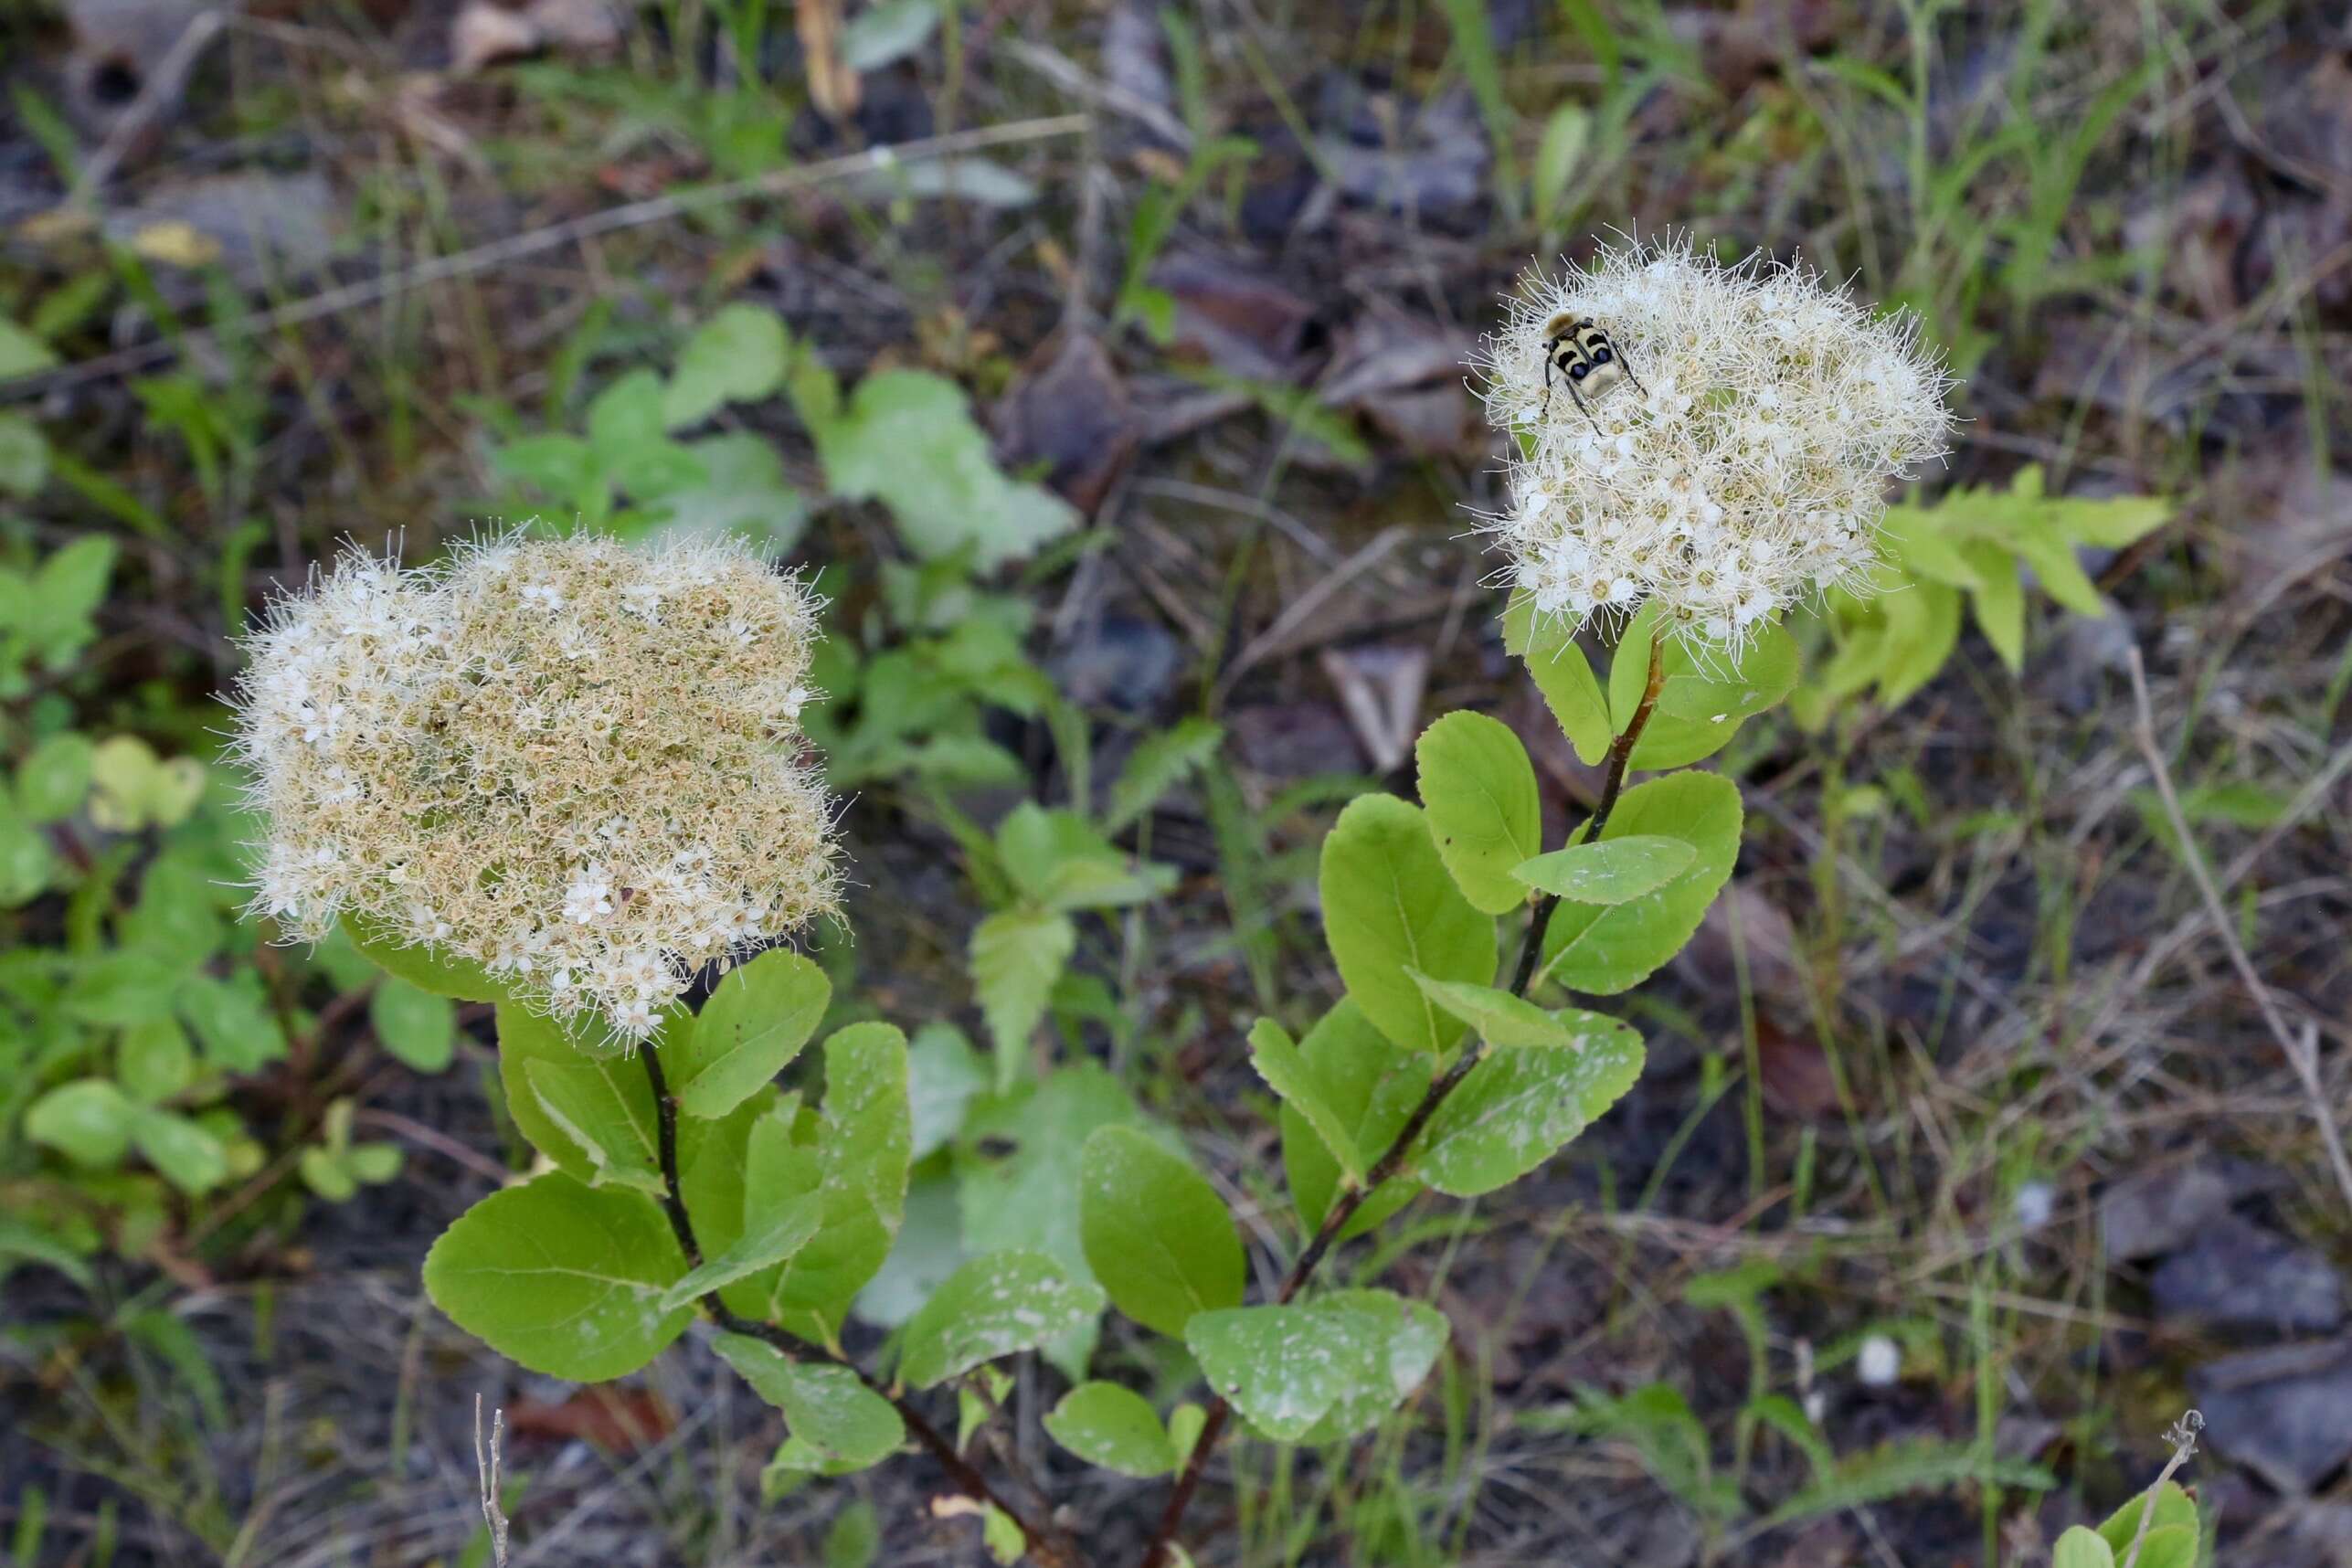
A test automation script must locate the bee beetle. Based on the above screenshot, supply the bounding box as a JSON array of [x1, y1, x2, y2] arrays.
[[1540, 313, 1646, 434]]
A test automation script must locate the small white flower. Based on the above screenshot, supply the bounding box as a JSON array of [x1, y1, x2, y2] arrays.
[[563, 864, 615, 925], [1856, 1335, 1902, 1388]]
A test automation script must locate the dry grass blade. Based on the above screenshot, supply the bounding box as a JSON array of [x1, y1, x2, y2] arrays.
[[2124, 647, 2352, 1218]]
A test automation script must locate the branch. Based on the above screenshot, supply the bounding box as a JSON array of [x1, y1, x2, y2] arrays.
[[639, 1046, 1075, 1566], [1140, 635, 1670, 1568]]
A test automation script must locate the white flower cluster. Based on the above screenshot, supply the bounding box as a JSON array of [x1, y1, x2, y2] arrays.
[[1477, 238, 1955, 652], [232, 533, 839, 1039]]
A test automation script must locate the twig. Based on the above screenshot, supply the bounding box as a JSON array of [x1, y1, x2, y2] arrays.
[[636, 1046, 1075, 1568], [2124, 647, 2352, 1217], [473, 1393, 510, 1568], [2120, 1411, 2202, 1568], [4, 115, 1092, 402], [1139, 634, 1670, 1568]]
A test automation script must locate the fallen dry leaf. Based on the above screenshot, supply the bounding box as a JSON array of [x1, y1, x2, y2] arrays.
[[994, 332, 1138, 518], [797, 0, 861, 122], [506, 1385, 675, 1453]]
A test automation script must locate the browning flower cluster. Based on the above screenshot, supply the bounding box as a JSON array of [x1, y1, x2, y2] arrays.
[[233, 533, 839, 1038], [1478, 238, 1955, 652]]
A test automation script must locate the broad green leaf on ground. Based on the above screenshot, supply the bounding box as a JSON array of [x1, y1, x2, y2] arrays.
[[995, 803, 1176, 914], [1248, 1019, 1361, 1182], [1514, 835, 1694, 904], [1413, 1014, 1643, 1195], [1414, 711, 1542, 915], [1606, 604, 1799, 768], [497, 1002, 663, 1185], [671, 948, 830, 1118], [1186, 1289, 1446, 1442], [651, 432, 810, 548], [906, 1022, 987, 1161], [1104, 717, 1224, 832], [130, 1107, 228, 1193], [16, 732, 93, 821], [813, 369, 1077, 568], [1079, 1126, 1244, 1339], [370, 979, 455, 1073], [1278, 1000, 1432, 1236], [738, 1023, 913, 1325], [661, 1194, 825, 1311], [344, 916, 508, 1002], [1319, 794, 1496, 1055], [899, 1249, 1106, 1388], [969, 907, 1076, 1085], [1044, 1383, 1177, 1477], [26, 1079, 132, 1168], [711, 1333, 905, 1467], [1537, 772, 1741, 995], [1406, 971, 1589, 1049], [175, 972, 287, 1072], [423, 1172, 690, 1381], [663, 303, 790, 429]]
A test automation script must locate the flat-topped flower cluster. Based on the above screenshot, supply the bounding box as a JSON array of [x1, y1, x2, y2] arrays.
[[232, 532, 838, 1038], [1478, 238, 1955, 652]]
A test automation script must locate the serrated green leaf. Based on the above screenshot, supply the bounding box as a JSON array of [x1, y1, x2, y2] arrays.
[[1104, 718, 1224, 832], [1876, 576, 1963, 709], [1537, 772, 1741, 995], [2050, 493, 2171, 548], [423, 1172, 691, 1381], [900, 1249, 1106, 1388], [1414, 1013, 1643, 1195], [673, 948, 830, 1118], [1186, 1289, 1446, 1442], [1415, 711, 1542, 915], [1044, 1382, 1177, 1477], [1513, 834, 1694, 903], [712, 1333, 906, 1466], [664, 303, 790, 429], [1248, 1019, 1362, 1181], [1079, 1126, 1245, 1339], [1319, 794, 1497, 1055], [371, 979, 456, 1074], [2009, 529, 2108, 618], [1504, 591, 1611, 764], [1406, 971, 1590, 1049], [970, 907, 1076, 1084], [1960, 542, 2025, 672], [1279, 1000, 1430, 1236]]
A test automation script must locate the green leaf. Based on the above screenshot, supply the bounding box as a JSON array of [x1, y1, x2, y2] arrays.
[[496, 1002, 661, 1184], [16, 732, 93, 821], [672, 948, 830, 1118], [422, 1172, 692, 1381], [1876, 577, 1963, 709], [1607, 605, 1799, 768], [1406, 971, 1591, 1049], [2097, 1481, 2199, 1558], [343, 916, 508, 1002], [118, 1017, 195, 1103], [651, 431, 810, 547], [996, 804, 1176, 914], [1514, 835, 1694, 903], [969, 907, 1076, 1083], [1079, 1127, 1245, 1339], [839, 0, 939, 70], [1961, 542, 2025, 672], [2009, 529, 2107, 618], [1531, 103, 1589, 228], [1319, 794, 1497, 1055], [711, 1334, 906, 1467], [814, 370, 1078, 569], [825, 1499, 884, 1568], [2050, 493, 2171, 548], [1278, 1000, 1431, 1236], [1044, 1383, 1177, 1478], [899, 1249, 1107, 1388], [1186, 1289, 1446, 1442], [660, 1194, 825, 1311], [1414, 1013, 1643, 1195], [736, 1023, 913, 1323], [26, 1079, 132, 1168], [0, 411, 50, 496], [174, 972, 286, 1071], [493, 433, 596, 499], [906, 1022, 987, 1161], [1504, 592, 1611, 764], [1248, 1019, 1361, 1182], [371, 979, 456, 1074], [130, 1107, 228, 1194], [0, 808, 53, 906], [1415, 712, 1542, 915], [663, 303, 790, 429], [2053, 1527, 2116, 1568], [1537, 772, 1741, 995], [0, 316, 58, 379], [1104, 718, 1224, 832]]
